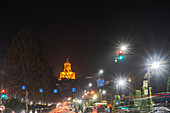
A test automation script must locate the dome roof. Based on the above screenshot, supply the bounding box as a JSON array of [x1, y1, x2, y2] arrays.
[[65, 58, 71, 64]]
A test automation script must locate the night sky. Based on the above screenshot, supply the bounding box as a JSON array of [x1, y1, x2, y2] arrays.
[[0, 1, 169, 88]]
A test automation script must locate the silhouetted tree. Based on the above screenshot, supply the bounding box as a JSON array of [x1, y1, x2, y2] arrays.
[[3, 28, 54, 103]]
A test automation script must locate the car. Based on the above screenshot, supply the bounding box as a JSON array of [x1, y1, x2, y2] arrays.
[[149, 107, 170, 113]]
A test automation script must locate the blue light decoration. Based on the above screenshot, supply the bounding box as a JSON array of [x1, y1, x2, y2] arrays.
[[97, 80, 105, 88], [39, 88, 43, 93], [54, 89, 58, 93], [72, 88, 76, 92], [22, 86, 26, 90]]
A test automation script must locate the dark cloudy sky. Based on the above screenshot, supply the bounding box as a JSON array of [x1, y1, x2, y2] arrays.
[[0, 1, 169, 88]]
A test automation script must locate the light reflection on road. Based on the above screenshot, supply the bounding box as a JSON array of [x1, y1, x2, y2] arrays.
[[49, 101, 75, 113]]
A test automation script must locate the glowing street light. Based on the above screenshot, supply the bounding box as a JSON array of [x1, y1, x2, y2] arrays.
[[146, 54, 168, 112], [79, 100, 82, 103], [118, 79, 125, 86], [151, 62, 160, 69], [89, 83, 92, 87], [102, 90, 106, 94], [93, 94, 97, 100], [91, 91, 94, 94], [121, 45, 127, 51], [99, 69, 104, 74], [115, 77, 128, 95]]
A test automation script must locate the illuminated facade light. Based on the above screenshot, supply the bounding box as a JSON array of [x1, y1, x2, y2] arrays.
[[59, 58, 75, 81]]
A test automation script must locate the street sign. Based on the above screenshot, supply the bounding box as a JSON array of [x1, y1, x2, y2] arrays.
[[115, 100, 119, 106], [39, 88, 43, 93], [22, 86, 26, 90], [72, 88, 76, 92], [54, 89, 58, 93], [0, 105, 5, 111], [97, 79, 105, 88]]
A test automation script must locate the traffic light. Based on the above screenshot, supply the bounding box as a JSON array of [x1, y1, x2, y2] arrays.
[[1, 89, 5, 93], [1, 94, 6, 98], [1, 89, 6, 98], [1, 89, 6, 104], [118, 55, 124, 60], [118, 50, 124, 60], [115, 50, 124, 63], [118, 50, 123, 55]]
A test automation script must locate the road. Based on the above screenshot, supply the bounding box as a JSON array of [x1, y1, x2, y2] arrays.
[[49, 101, 79, 113]]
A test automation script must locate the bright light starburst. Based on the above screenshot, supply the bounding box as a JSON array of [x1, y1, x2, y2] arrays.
[[147, 53, 168, 73]]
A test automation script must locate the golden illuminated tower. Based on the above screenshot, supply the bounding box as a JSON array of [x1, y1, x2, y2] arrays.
[[59, 58, 76, 81]]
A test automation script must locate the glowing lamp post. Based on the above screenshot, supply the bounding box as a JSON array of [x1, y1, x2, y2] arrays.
[[151, 62, 160, 69], [99, 70, 104, 74], [121, 46, 127, 51], [88, 83, 92, 87], [146, 61, 160, 112], [101, 90, 106, 100], [116, 78, 127, 95], [102, 90, 106, 94]]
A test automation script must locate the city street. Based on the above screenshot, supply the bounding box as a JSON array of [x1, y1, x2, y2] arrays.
[[0, 1, 169, 113]]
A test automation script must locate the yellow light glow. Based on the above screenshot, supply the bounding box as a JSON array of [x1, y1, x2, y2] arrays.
[[58, 58, 76, 81], [91, 91, 94, 94]]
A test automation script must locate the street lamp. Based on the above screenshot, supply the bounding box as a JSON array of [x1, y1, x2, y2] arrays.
[[99, 69, 104, 74], [151, 62, 160, 69], [115, 78, 128, 95], [102, 90, 106, 94], [101, 90, 106, 100], [146, 61, 161, 112], [93, 94, 97, 100], [118, 80, 125, 86], [89, 83, 92, 87], [79, 100, 82, 104], [121, 45, 127, 51]]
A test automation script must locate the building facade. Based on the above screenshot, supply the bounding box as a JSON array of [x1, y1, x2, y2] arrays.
[[58, 58, 75, 81]]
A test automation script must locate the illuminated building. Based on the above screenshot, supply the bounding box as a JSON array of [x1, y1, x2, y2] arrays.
[[58, 58, 75, 81]]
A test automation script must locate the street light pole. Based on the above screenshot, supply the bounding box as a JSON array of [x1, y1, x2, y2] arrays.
[[25, 90, 28, 113], [146, 61, 160, 112], [147, 69, 151, 112], [117, 85, 118, 95]]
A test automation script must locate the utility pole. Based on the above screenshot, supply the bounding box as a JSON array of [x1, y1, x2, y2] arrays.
[[117, 85, 118, 95], [25, 90, 28, 113], [146, 69, 151, 112]]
